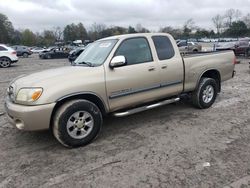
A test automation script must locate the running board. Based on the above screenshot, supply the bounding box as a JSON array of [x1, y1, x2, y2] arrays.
[[113, 97, 180, 117]]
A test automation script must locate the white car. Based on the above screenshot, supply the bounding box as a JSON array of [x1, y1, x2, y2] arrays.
[[31, 47, 46, 53], [0, 44, 18, 68]]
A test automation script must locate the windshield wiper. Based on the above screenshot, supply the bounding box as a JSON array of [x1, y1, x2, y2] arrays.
[[74, 61, 94, 67]]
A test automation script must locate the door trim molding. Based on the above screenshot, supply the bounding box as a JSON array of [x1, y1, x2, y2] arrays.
[[109, 80, 182, 99]]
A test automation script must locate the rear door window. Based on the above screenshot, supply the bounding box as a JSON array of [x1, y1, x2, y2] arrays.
[[152, 36, 175, 60], [0, 46, 7, 51]]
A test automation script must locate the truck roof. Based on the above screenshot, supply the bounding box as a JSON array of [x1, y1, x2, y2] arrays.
[[98, 33, 171, 41]]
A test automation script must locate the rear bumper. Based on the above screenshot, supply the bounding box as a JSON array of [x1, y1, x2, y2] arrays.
[[11, 60, 18, 63], [9, 54, 18, 62], [4, 99, 55, 131]]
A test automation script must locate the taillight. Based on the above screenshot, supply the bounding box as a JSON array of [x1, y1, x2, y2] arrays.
[[12, 51, 17, 55], [233, 56, 237, 64]]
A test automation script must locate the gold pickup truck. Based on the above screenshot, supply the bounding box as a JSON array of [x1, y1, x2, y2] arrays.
[[5, 33, 236, 147]]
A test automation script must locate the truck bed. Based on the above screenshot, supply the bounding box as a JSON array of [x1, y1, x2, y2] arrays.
[[182, 50, 235, 92]]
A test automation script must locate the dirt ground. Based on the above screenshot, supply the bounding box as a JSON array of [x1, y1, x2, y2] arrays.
[[0, 54, 249, 188]]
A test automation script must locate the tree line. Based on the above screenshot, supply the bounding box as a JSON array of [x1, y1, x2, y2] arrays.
[[1, 9, 250, 47]]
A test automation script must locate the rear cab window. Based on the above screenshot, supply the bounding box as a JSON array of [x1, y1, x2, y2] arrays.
[[152, 36, 175, 60]]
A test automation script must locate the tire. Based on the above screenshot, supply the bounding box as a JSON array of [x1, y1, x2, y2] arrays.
[[46, 54, 51, 59], [23, 52, 29, 58], [52, 99, 103, 148], [192, 77, 218, 109], [0, 57, 11, 68]]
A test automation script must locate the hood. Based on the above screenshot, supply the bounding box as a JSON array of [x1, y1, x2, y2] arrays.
[[14, 65, 102, 88], [12, 65, 105, 104]]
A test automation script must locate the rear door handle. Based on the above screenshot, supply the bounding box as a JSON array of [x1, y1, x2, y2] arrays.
[[148, 67, 155, 71]]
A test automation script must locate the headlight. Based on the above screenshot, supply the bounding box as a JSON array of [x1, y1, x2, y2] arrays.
[[16, 88, 43, 103]]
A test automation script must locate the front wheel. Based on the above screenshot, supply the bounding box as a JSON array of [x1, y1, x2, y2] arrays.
[[192, 77, 218, 109], [52, 100, 103, 148], [0, 57, 11, 68]]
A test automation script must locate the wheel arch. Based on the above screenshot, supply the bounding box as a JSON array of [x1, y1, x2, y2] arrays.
[[0, 56, 11, 61], [49, 92, 108, 129], [197, 69, 221, 93]]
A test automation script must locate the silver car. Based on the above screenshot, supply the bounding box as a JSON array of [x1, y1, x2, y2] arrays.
[[177, 40, 202, 53]]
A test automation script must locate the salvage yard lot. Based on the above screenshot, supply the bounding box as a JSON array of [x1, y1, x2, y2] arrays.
[[0, 55, 250, 187]]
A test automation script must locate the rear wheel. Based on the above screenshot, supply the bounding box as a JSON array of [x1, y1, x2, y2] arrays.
[[52, 100, 103, 148], [192, 77, 218, 109], [23, 52, 29, 58], [0, 57, 11, 68]]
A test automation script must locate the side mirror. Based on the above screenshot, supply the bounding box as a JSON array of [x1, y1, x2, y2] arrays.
[[110, 56, 126, 68]]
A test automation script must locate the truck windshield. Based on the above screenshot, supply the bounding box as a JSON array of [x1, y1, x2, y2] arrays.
[[74, 39, 118, 67]]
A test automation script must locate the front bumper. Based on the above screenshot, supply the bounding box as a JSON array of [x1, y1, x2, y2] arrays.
[[4, 99, 56, 131]]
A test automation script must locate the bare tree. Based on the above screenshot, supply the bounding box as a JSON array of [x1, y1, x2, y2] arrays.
[[135, 23, 150, 33], [212, 14, 223, 34], [160, 26, 182, 39], [243, 13, 250, 28], [184, 18, 196, 30], [135, 23, 143, 32], [90, 23, 106, 33], [234, 9, 242, 21], [224, 9, 242, 27], [53, 26, 63, 41], [88, 23, 106, 40], [225, 9, 235, 27], [182, 18, 196, 37]]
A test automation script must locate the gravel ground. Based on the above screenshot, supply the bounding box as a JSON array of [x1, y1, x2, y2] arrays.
[[0, 55, 250, 188]]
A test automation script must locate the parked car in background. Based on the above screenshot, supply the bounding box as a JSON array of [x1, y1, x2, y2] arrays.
[[39, 47, 69, 59], [177, 40, 202, 53], [199, 38, 211, 43], [40, 46, 57, 53], [68, 46, 85, 63], [31, 47, 46, 53], [187, 38, 198, 42], [11, 45, 32, 58], [218, 38, 238, 42], [0, 44, 18, 68], [216, 40, 250, 56]]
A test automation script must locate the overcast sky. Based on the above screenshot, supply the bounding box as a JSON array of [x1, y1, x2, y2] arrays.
[[0, 0, 250, 32]]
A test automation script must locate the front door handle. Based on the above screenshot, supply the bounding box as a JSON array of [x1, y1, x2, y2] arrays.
[[161, 65, 168, 69], [148, 67, 155, 71]]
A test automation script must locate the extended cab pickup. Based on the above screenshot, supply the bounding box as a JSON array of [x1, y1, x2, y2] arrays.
[[5, 33, 236, 147]]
